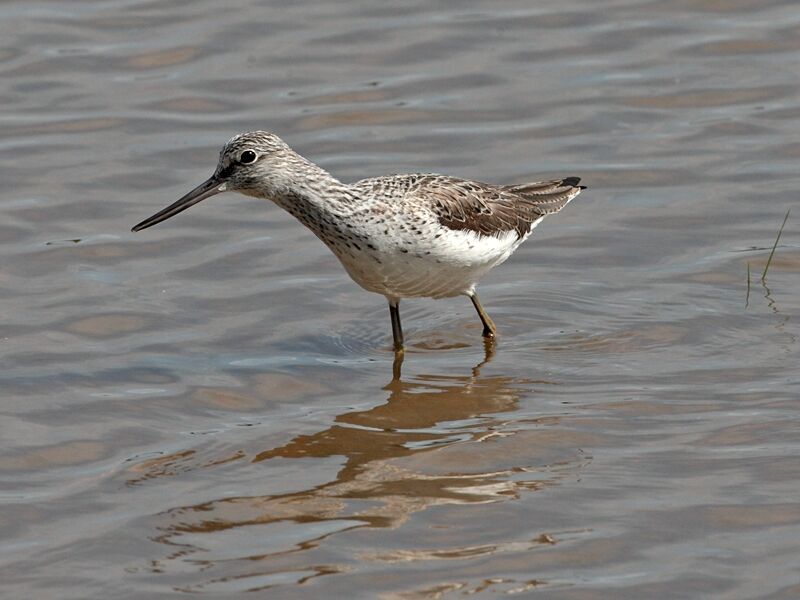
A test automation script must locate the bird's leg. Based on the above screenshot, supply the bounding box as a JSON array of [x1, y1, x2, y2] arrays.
[[469, 292, 498, 338], [391, 349, 404, 381], [389, 300, 404, 351]]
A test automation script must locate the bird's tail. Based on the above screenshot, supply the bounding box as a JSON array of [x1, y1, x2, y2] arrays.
[[502, 177, 585, 215]]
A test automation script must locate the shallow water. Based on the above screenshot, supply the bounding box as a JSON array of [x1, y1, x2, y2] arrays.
[[2, 0, 799, 598]]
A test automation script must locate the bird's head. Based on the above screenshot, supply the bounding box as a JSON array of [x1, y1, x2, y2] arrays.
[[132, 131, 302, 232]]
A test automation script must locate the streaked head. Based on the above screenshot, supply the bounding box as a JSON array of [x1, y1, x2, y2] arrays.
[[131, 131, 296, 232]]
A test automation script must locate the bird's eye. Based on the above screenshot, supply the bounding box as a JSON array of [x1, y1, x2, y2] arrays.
[[239, 150, 258, 164]]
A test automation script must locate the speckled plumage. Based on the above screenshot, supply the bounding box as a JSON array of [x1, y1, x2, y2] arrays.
[[132, 131, 585, 349]]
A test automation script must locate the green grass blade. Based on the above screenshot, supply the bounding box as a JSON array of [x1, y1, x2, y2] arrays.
[[761, 208, 790, 283], [746, 261, 751, 308]]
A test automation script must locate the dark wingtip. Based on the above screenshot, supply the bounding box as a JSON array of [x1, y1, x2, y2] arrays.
[[561, 176, 585, 189]]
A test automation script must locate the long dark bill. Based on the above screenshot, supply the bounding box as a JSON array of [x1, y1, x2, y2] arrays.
[[131, 176, 227, 232]]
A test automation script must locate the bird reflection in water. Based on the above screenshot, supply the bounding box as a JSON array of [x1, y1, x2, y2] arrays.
[[137, 345, 588, 593]]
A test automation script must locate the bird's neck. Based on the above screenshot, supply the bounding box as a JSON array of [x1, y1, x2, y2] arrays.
[[261, 159, 359, 234]]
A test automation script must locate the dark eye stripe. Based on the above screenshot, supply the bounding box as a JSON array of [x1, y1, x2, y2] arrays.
[[218, 164, 234, 178]]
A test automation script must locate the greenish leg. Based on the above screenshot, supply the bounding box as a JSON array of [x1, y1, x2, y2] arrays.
[[469, 292, 497, 338]]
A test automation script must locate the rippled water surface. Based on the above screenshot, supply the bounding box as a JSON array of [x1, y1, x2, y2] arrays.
[[2, 1, 799, 598]]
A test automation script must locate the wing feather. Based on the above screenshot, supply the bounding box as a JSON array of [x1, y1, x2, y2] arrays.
[[420, 175, 583, 238], [353, 174, 584, 239]]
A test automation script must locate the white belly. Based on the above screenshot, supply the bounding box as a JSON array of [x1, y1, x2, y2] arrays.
[[334, 224, 536, 300]]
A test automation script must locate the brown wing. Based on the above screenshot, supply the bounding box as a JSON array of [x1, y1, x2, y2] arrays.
[[416, 175, 584, 239]]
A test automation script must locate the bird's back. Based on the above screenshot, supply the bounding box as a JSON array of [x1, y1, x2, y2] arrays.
[[352, 173, 583, 240]]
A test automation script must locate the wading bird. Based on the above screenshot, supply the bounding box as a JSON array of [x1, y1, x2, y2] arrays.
[[133, 131, 584, 350]]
